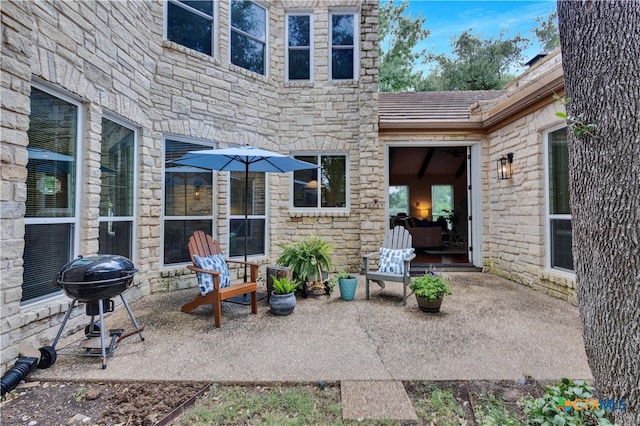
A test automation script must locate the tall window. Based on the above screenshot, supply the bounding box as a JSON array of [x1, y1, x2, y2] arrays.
[[230, 0, 267, 75], [286, 13, 312, 80], [166, 0, 214, 56], [99, 118, 135, 258], [330, 13, 356, 80], [293, 155, 346, 209], [24, 87, 80, 302], [163, 139, 214, 265], [431, 185, 454, 224], [229, 172, 266, 258], [547, 128, 573, 271], [388, 186, 409, 216]]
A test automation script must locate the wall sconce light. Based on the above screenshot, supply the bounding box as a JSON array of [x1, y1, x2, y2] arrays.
[[497, 153, 514, 180], [194, 178, 204, 200]]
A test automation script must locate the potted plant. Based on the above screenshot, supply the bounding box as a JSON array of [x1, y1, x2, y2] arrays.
[[409, 267, 452, 313], [269, 275, 299, 316], [276, 236, 334, 296], [337, 270, 358, 301]]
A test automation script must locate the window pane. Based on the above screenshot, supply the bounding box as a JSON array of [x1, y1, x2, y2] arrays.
[[288, 15, 309, 46], [549, 129, 570, 214], [389, 186, 409, 216], [551, 219, 573, 270], [179, 0, 212, 16], [294, 156, 318, 207], [332, 15, 354, 45], [230, 218, 265, 257], [332, 48, 354, 79], [99, 221, 132, 258], [431, 185, 454, 219], [230, 172, 265, 215], [22, 224, 71, 301], [289, 50, 310, 80], [26, 88, 77, 218], [164, 140, 213, 217], [167, 1, 212, 55], [321, 156, 346, 207], [230, 31, 265, 74], [231, 0, 266, 39], [164, 220, 213, 264], [100, 119, 134, 217]]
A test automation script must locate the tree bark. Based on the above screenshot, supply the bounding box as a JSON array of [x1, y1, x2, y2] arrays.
[[557, 1, 640, 425]]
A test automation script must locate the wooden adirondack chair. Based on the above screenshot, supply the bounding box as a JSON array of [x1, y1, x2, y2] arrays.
[[363, 226, 416, 305], [181, 231, 258, 327]]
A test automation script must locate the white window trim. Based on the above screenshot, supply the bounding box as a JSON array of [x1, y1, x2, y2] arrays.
[[285, 11, 314, 82], [23, 83, 84, 305], [290, 152, 350, 213], [161, 135, 217, 267], [164, 0, 217, 57], [543, 124, 575, 275], [329, 10, 359, 81], [227, 172, 269, 260], [229, 0, 269, 76], [98, 114, 138, 263]]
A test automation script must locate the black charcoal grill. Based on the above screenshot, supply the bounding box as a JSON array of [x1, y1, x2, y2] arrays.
[[45, 255, 145, 369]]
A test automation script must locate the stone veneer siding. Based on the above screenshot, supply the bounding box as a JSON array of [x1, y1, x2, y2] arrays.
[[0, 0, 379, 373], [483, 100, 577, 305]]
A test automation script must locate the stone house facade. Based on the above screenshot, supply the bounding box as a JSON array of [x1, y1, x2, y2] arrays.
[[1, 0, 574, 374]]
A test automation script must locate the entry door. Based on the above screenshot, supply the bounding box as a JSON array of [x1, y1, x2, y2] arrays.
[[466, 148, 473, 262]]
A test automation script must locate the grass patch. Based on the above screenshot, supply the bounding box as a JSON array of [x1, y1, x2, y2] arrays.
[[179, 384, 342, 425], [473, 392, 523, 425], [411, 383, 467, 425]]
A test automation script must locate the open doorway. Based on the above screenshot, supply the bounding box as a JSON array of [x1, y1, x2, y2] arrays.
[[387, 145, 473, 268]]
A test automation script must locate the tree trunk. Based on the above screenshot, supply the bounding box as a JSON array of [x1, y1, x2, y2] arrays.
[[557, 1, 640, 425]]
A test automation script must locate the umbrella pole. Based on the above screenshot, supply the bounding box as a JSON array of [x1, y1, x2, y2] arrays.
[[243, 164, 249, 282]]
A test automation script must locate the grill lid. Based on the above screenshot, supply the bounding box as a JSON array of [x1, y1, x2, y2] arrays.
[[56, 255, 137, 284]]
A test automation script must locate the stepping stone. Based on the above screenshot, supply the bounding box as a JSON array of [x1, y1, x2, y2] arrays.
[[341, 380, 418, 423]]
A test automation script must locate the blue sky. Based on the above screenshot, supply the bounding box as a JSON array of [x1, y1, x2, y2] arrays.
[[398, 0, 557, 74]]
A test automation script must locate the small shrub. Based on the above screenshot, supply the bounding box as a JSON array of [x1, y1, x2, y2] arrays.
[[409, 268, 452, 301], [271, 276, 299, 295], [523, 378, 616, 425]]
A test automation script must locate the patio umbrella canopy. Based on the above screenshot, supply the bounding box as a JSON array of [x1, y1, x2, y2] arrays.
[[171, 145, 319, 280]]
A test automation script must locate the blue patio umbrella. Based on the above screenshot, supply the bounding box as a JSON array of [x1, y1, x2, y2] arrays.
[[171, 145, 319, 283]]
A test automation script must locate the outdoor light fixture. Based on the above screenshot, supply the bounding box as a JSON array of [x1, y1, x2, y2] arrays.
[[497, 153, 514, 180]]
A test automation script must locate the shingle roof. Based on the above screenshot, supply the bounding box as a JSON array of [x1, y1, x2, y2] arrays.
[[379, 90, 506, 129]]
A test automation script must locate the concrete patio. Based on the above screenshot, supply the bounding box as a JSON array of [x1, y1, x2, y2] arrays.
[[30, 272, 592, 383]]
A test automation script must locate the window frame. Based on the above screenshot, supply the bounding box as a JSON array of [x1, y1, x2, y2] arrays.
[[388, 185, 410, 217], [291, 153, 349, 212], [329, 10, 359, 81], [229, 0, 268, 76], [285, 11, 313, 81], [23, 84, 84, 305], [162, 136, 217, 267], [165, 0, 217, 57], [98, 114, 138, 261], [228, 171, 267, 259], [544, 125, 574, 274], [431, 184, 454, 224]]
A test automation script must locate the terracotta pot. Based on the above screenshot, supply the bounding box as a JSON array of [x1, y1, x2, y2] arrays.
[[415, 295, 443, 313], [269, 291, 296, 316]]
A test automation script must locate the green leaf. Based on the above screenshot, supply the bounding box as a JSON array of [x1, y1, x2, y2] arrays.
[[555, 112, 568, 119]]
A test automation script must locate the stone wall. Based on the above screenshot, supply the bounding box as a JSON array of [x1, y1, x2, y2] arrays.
[[482, 100, 577, 304], [0, 0, 379, 373]]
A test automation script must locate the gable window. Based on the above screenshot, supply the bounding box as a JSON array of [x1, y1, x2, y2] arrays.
[[293, 155, 347, 209], [546, 127, 573, 272], [286, 13, 312, 80], [163, 139, 214, 265], [24, 87, 80, 302], [229, 172, 266, 258], [230, 0, 267, 75], [330, 13, 357, 80], [99, 117, 136, 259], [166, 0, 214, 56]]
